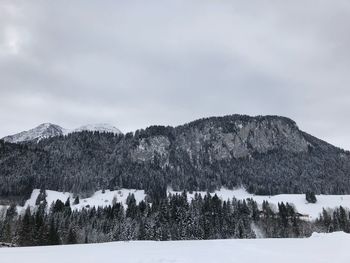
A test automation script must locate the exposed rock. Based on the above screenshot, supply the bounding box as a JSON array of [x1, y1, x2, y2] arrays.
[[175, 115, 309, 161], [131, 135, 171, 164]]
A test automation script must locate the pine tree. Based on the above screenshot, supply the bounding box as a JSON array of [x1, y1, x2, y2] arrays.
[[47, 218, 60, 245], [35, 189, 47, 206], [73, 196, 80, 205], [18, 207, 34, 246], [65, 197, 71, 207], [306, 191, 317, 203], [67, 228, 77, 244]]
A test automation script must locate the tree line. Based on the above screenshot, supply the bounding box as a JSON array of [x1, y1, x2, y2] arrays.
[[2, 190, 348, 246]]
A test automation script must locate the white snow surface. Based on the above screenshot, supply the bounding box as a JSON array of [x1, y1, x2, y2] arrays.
[[0, 232, 349, 263], [5, 188, 350, 220]]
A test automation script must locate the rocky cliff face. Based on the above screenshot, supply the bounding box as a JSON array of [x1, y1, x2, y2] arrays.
[[174, 115, 309, 161], [129, 115, 310, 166], [131, 135, 171, 163]]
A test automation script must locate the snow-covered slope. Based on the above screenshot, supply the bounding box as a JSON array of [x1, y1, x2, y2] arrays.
[[2, 123, 122, 143], [0, 232, 349, 263], [71, 123, 122, 135], [2, 123, 65, 143], [169, 188, 350, 220], [17, 189, 146, 213], [9, 188, 350, 220]]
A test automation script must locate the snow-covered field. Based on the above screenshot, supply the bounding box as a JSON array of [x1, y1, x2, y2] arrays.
[[169, 188, 350, 220], [4, 188, 348, 220], [0, 232, 349, 263], [23, 188, 147, 211], [1, 187, 348, 220]]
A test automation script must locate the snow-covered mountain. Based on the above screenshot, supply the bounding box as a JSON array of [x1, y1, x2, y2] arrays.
[[2, 123, 122, 143], [2, 123, 65, 143], [72, 124, 122, 135]]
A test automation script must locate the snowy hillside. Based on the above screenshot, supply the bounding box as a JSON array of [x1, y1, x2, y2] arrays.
[[2, 123, 64, 143], [18, 189, 146, 213], [2, 123, 122, 143], [71, 123, 122, 134], [0, 232, 349, 263], [169, 188, 350, 220], [8, 188, 350, 220]]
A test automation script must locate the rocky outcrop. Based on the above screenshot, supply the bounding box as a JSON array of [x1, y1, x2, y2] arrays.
[[175, 115, 309, 161], [131, 135, 171, 163]]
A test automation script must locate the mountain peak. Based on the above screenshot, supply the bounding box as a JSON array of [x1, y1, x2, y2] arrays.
[[2, 123, 122, 143], [2, 123, 65, 143], [73, 123, 122, 135]]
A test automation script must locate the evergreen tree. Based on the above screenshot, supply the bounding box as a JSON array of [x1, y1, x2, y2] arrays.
[[67, 228, 77, 244], [35, 189, 47, 206], [73, 196, 80, 205], [18, 207, 34, 246], [47, 218, 60, 245], [306, 191, 317, 203]]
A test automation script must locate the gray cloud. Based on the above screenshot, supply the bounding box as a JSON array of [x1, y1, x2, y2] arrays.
[[1, 0, 350, 149]]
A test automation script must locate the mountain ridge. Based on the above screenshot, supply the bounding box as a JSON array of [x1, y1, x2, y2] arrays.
[[0, 114, 349, 200], [2, 123, 122, 143]]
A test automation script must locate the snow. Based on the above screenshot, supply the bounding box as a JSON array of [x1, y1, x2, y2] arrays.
[[168, 188, 350, 220], [0, 232, 349, 263], [17, 189, 146, 213], [24, 189, 71, 209], [72, 189, 146, 210], [2, 123, 64, 143], [2, 123, 122, 143], [70, 123, 122, 135]]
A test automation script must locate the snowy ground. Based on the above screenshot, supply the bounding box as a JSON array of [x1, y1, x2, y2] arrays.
[[1, 188, 349, 220], [0, 232, 349, 263], [24, 188, 147, 211], [169, 188, 350, 220]]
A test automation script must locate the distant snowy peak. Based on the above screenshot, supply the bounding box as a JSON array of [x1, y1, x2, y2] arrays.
[[2, 123, 64, 143], [2, 123, 122, 143], [72, 124, 122, 135]]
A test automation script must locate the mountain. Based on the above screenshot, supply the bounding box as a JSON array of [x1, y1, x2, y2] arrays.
[[72, 123, 122, 135], [2, 123, 65, 143], [0, 114, 349, 201], [2, 123, 122, 143]]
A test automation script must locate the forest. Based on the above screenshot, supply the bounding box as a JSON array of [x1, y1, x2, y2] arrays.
[[1, 115, 350, 204], [1, 190, 349, 246]]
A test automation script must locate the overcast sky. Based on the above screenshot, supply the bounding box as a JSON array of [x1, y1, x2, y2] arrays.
[[1, 1, 350, 150]]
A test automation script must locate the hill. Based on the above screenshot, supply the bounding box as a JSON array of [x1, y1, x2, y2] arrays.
[[0, 114, 350, 201]]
